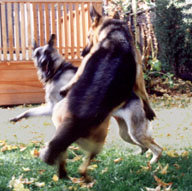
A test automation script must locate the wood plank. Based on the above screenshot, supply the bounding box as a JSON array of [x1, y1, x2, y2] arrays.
[[75, 3, 80, 58], [27, 3, 32, 59], [57, 3, 62, 54], [33, 3, 38, 44], [1, 3, 7, 60], [14, 3, 20, 60], [0, 92, 45, 106], [45, 3, 50, 42], [0, 70, 40, 84], [51, 3, 56, 34], [0, 61, 36, 70], [39, 3, 44, 46], [81, 2, 86, 47], [20, 3, 26, 59], [87, 2, 91, 29], [69, 3, 74, 58], [7, 3, 14, 60], [0, 81, 44, 94], [63, 3, 68, 58], [0, 61, 44, 105]]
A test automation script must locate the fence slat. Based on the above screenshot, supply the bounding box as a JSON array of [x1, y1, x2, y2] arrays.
[[14, 3, 20, 60], [69, 3, 74, 58], [81, 2, 86, 47], [20, 3, 26, 60], [87, 2, 91, 29], [1, 0, 102, 62], [75, 3, 80, 58], [45, 3, 50, 42], [1, 3, 7, 60], [39, 3, 44, 46], [51, 3, 56, 35], [57, 3, 62, 54], [63, 3, 68, 59], [7, 3, 14, 60], [33, 3, 38, 44], [27, 3, 32, 59]]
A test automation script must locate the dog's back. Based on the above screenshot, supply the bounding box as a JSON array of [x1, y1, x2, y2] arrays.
[[68, 19, 136, 126]]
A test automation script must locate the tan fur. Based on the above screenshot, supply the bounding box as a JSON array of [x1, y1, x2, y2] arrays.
[[114, 98, 162, 164], [41, 8, 158, 181], [51, 97, 111, 181]]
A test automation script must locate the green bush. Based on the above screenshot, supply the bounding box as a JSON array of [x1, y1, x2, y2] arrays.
[[154, 0, 192, 80]]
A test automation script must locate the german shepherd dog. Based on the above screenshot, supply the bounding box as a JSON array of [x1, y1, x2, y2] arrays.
[[10, 33, 162, 167], [60, 9, 155, 122], [38, 7, 162, 181], [10, 34, 77, 122]]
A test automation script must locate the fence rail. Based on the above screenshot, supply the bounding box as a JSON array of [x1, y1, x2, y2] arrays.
[[0, 0, 102, 63], [0, 0, 102, 106]]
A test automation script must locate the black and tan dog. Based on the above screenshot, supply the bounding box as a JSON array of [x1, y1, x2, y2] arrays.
[[10, 32, 162, 171], [40, 7, 161, 181], [60, 7, 155, 121]]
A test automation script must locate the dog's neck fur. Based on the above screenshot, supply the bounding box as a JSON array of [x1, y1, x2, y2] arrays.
[[44, 60, 77, 84]]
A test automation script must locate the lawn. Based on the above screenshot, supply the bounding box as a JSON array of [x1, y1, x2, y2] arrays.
[[0, 94, 192, 191]]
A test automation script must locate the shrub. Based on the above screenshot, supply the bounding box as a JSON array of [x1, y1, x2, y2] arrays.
[[154, 0, 192, 81]]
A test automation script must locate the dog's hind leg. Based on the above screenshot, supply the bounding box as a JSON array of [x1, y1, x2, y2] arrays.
[[10, 104, 53, 123], [136, 136, 163, 164], [115, 116, 148, 154], [115, 98, 161, 161], [58, 152, 68, 179], [78, 152, 96, 182]]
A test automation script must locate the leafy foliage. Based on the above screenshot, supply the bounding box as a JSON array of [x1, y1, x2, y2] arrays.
[[154, 0, 192, 80]]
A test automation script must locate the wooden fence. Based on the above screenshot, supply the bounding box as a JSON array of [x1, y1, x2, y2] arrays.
[[0, 0, 102, 105]]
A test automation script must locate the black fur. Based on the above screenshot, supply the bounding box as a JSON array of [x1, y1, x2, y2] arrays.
[[68, 28, 137, 127], [41, 17, 138, 171]]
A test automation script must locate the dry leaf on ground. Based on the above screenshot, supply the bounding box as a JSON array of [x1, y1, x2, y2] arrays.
[[31, 149, 39, 157], [35, 182, 45, 187], [22, 167, 31, 172], [114, 158, 123, 163], [160, 164, 169, 175], [153, 175, 173, 187], [52, 174, 59, 182]]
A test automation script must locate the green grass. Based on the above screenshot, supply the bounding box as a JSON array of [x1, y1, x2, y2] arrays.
[[1, 143, 192, 191], [0, 96, 192, 190]]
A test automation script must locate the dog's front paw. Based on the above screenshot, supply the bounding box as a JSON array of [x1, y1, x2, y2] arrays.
[[10, 117, 20, 123], [40, 147, 56, 165]]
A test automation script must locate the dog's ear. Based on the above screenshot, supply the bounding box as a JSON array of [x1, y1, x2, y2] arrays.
[[113, 11, 120, 20], [48, 34, 56, 47], [90, 5, 101, 26], [33, 40, 39, 50]]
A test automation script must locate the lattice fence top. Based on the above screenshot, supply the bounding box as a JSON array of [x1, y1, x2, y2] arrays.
[[0, 0, 102, 62]]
